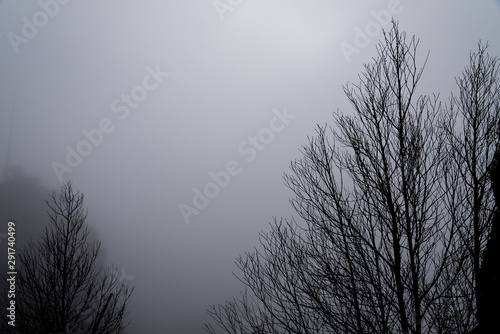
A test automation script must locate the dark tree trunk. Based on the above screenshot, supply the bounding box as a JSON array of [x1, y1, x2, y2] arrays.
[[476, 148, 500, 333]]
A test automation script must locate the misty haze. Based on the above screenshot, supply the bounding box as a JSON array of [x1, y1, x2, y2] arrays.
[[1, 1, 500, 333]]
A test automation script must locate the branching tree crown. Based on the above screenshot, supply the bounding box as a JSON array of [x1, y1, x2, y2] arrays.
[[205, 22, 500, 334], [2, 181, 133, 334]]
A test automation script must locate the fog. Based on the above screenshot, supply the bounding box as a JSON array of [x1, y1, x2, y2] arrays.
[[0, 0, 499, 333]]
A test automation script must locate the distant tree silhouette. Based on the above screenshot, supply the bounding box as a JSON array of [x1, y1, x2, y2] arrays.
[[0, 166, 49, 251], [0, 181, 133, 334], [205, 23, 499, 334], [0, 167, 110, 265]]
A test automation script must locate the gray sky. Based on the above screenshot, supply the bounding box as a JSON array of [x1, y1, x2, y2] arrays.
[[1, 0, 499, 333]]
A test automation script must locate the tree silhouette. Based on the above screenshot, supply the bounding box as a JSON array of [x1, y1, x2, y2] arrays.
[[205, 23, 499, 334], [474, 147, 500, 333], [440, 42, 500, 334], [1, 181, 133, 334]]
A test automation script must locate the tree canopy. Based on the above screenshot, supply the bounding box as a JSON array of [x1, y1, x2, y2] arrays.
[[205, 22, 500, 334]]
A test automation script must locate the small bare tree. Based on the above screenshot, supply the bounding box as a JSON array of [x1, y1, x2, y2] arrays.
[[1, 181, 133, 334]]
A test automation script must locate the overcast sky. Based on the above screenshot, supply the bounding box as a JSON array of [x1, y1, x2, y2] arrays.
[[1, 1, 500, 333]]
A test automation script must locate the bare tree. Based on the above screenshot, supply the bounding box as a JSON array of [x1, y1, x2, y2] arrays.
[[472, 147, 500, 334], [1, 181, 133, 334], [205, 22, 476, 334], [439, 42, 500, 334]]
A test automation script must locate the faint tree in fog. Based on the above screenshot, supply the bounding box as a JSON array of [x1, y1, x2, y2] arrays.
[[0, 166, 49, 251], [1, 181, 133, 334], [204, 22, 495, 334]]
